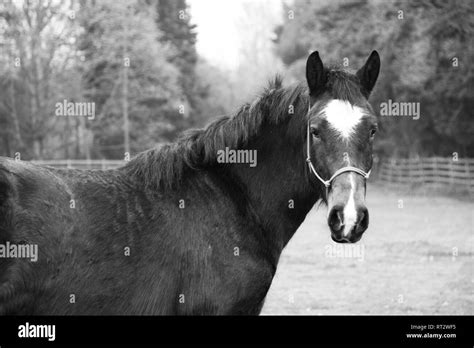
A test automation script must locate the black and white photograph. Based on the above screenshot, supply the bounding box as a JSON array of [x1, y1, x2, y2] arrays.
[[0, 0, 472, 345]]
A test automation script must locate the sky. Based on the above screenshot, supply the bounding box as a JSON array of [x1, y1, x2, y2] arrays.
[[188, 0, 244, 70], [188, 0, 284, 71]]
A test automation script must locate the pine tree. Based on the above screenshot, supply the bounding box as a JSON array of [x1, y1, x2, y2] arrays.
[[155, 0, 199, 111]]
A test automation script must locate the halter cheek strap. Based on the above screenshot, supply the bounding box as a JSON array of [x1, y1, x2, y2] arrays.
[[306, 106, 371, 189]]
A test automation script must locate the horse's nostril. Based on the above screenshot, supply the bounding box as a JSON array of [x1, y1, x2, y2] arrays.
[[356, 208, 369, 234], [328, 206, 344, 232]]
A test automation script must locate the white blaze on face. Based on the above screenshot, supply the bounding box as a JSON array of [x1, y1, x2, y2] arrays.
[[343, 173, 358, 237], [321, 99, 365, 236], [322, 99, 366, 138]]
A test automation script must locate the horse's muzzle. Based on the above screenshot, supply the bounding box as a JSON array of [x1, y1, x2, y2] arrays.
[[328, 204, 369, 243]]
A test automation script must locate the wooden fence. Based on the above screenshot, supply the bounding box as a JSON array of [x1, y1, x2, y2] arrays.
[[31, 157, 474, 192], [375, 157, 474, 192], [31, 159, 125, 170]]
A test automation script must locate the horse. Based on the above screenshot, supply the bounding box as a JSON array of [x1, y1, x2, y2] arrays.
[[0, 50, 380, 315]]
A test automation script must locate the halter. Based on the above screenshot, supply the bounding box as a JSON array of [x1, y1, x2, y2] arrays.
[[306, 105, 371, 190]]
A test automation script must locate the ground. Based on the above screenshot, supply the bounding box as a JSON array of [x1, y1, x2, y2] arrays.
[[261, 184, 473, 315]]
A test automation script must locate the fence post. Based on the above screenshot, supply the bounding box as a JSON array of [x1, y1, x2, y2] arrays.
[[465, 158, 472, 193], [388, 158, 394, 187], [449, 158, 454, 186], [434, 157, 441, 189]]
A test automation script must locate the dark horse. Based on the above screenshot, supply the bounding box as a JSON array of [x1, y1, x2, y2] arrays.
[[0, 51, 380, 315]]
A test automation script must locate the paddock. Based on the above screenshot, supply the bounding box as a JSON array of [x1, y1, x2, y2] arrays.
[[262, 184, 473, 315]]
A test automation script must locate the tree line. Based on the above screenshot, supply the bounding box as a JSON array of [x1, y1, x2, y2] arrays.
[[1, 0, 472, 160], [0, 0, 228, 160]]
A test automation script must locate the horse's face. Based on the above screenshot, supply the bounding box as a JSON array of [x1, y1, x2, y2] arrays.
[[305, 51, 380, 243]]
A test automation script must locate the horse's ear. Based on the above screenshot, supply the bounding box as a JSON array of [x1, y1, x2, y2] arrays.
[[356, 50, 380, 98], [306, 51, 326, 97]]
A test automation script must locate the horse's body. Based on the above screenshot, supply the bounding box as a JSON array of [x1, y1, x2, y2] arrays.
[[0, 157, 282, 314], [0, 51, 380, 315]]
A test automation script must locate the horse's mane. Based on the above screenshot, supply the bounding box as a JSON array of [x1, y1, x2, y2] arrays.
[[123, 69, 363, 189], [121, 76, 305, 188]]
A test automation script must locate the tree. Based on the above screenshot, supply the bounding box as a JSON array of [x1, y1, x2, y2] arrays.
[[233, 0, 284, 104], [77, 0, 182, 158], [155, 0, 200, 119], [0, 0, 79, 159]]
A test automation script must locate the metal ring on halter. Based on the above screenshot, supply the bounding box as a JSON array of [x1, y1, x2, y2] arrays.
[[306, 105, 371, 189]]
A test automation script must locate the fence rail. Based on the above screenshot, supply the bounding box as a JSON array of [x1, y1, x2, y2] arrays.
[[30, 157, 473, 192], [31, 159, 125, 170], [375, 157, 473, 191]]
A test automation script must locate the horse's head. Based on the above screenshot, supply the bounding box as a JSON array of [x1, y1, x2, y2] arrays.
[[305, 51, 380, 243]]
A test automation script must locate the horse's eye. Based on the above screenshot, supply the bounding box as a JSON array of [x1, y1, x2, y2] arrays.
[[311, 127, 320, 139], [369, 127, 377, 138]]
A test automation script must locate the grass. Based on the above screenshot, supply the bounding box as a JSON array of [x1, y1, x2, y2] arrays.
[[261, 184, 473, 315]]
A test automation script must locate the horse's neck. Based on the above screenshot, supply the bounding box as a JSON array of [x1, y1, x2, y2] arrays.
[[225, 138, 320, 256]]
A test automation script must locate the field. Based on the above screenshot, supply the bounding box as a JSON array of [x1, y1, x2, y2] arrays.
[[261, 185, 473, 315]]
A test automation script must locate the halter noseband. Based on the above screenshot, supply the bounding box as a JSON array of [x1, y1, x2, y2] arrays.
[[306, 105, 371, 189]]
